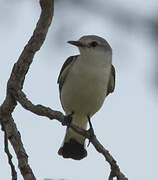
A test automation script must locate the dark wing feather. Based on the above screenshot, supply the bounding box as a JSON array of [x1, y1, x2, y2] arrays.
[[57, 55, 79, 93], [107, 64, 115, 96]]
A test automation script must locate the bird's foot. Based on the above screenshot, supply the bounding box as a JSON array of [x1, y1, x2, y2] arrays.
[[87, 116, 95, 147], [87, 127, 95, 147], [62, 112, 73, 127]]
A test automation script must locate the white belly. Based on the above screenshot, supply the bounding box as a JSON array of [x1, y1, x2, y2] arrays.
[[61, 61, 111, 116]]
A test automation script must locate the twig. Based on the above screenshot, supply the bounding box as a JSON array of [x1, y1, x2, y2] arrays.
[[2, 124, 17, 180], [0, 0, 54, 179], [14, 90, 128, 180]]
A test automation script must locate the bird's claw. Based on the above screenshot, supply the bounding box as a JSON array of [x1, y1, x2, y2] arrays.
[[62, 113, 73, 127], [87, 127, 95, 147]]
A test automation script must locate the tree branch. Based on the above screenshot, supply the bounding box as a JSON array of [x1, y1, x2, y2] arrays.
[[0, 0, 54, 179], [13, 90, 128, 180], [0, 0, 128, 179], [2, 123, 17, 180]]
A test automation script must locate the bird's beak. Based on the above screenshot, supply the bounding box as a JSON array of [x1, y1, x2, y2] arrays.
[[67, 41, 84, 47]]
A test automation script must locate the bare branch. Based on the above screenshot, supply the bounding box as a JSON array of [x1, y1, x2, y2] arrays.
[[2, 124, 17, 180], [0, 0, 128, 179], [13, 90, 128, 180], [0, 0, 54, 179]]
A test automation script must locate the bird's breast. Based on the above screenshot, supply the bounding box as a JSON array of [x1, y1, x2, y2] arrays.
[[61, 61, 111, 116]]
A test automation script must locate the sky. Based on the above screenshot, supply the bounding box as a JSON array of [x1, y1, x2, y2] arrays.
[[0, 0, 158, 180]]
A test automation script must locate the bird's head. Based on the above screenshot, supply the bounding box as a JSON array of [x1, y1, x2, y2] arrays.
[[68, 35, 112, 58]]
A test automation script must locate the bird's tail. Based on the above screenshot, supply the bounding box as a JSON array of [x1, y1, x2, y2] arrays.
[[58, 114, 88, 160]]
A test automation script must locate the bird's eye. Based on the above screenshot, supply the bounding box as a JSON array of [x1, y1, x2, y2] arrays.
[[90, 41, 98, 47]]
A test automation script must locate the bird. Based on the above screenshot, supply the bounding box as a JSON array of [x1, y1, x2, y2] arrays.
[[57, 35, 115, 160]]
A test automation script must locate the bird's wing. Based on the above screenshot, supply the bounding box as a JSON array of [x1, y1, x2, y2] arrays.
[[57, 55, 79, 93], [107, 64, 115, 96]]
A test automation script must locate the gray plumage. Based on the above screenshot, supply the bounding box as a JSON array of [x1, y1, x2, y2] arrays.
[[57, 35, 115, 160]]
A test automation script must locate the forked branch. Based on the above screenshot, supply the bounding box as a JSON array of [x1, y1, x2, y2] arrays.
[[0, 0, 127, 179]]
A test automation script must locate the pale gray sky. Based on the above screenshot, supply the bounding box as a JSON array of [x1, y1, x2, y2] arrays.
[[0, 1, 158, 180]]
